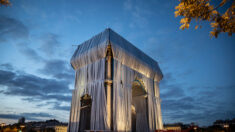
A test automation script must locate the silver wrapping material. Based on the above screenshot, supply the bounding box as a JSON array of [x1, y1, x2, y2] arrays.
[[68, 59, 108, 131], [113, 60, 163, 131], [155, 82, 163, 130], [68, 28, 163, 132], [113, 60, 133, 131], [70, 28, 163, 82]]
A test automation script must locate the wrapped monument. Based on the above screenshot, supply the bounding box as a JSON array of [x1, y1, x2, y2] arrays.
[[68, 28, 163, 132]]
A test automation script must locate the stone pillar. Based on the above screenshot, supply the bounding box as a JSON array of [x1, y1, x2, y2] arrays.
[[105, 45, 113, 130]]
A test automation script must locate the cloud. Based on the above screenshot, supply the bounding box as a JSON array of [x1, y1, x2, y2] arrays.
[[51, 102, 71, 111], [0, 63, 14, 71], [159, 71, 185, 99], [196, 85, 235, 109], [160, 84, 235, 125], [163, 109, 235, 125], [53, 105, 70, 111], [22, 93, 72, 103], [159, 68, 235, 126], [160, 85, 185, 99], [0, 16, 60, 61], [123, 0, 132, 10], [18, 45, 45, 62], [39, 33, 60, 56], [35, 101, 71, 111], [38, 59, 74, 81], [0, 16, 29, 42], [161, 96, 195, 111], [21, 112, 54, 118], [0, 69, 15, 84], [123, 0, 151, 29], [0, 16, 45, 62], [160, 72, 176, 86], [0, 64, 72, 104], [0, 112, 54, 121]]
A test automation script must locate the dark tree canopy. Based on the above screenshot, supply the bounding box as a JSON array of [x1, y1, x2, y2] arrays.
[[175, 0, 235, 38]]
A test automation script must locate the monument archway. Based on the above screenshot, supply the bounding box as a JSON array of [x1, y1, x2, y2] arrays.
[[131, 78, 148, 132], [79, 94, 92, 131], [68, 28, 164, 132]]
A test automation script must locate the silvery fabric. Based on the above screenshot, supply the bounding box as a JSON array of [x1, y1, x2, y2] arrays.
[[68, 29, 163, 132]]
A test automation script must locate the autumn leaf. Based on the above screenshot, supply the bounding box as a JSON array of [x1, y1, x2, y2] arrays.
[[175, 0, 234, 38], [0, 0, 10, 6]]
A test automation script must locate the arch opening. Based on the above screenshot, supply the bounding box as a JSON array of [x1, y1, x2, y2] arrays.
[[131, 78, 148, 132], [132, 79, 147, 97], [79, 94, 92, 131], [131, 105, 136, 132]]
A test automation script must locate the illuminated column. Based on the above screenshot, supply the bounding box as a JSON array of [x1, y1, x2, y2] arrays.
[[154, 81, 163, 130], [105, 45, 113, 130]]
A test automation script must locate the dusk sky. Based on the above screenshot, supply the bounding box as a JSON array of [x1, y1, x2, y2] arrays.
[[0, 0, 234, 126]]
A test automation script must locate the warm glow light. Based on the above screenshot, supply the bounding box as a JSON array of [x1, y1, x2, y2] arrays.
[[224, 124, 229, 128]]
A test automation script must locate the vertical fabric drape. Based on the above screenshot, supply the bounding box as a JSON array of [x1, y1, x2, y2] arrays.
[[112, 60, 163, 132], [68, 28, 164, 131], [68, 59, 108, 131], [155, 82, 163, 130], [113, 60, 134, 131]]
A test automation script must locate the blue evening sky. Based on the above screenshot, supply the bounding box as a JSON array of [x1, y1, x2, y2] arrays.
[[0, 0, 234, 126]]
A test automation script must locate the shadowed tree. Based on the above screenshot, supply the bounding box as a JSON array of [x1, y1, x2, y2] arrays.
[[175, 0, 235, 38]]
